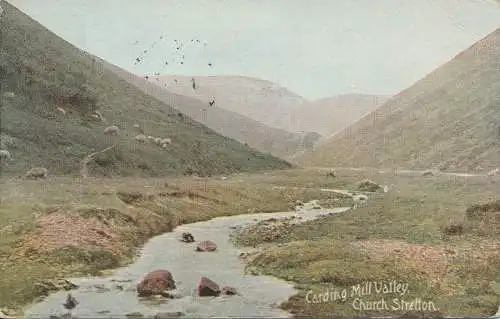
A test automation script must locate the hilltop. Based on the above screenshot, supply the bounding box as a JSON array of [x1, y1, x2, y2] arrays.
[[298, 28, 500, 172], [100, 60, 319, 159], [149, 75, 310, 133], [295, 94, 390, 137], [0, 2, 292, 177]]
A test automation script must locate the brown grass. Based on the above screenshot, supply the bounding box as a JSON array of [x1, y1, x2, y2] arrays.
[[234, 168, 500, 317]]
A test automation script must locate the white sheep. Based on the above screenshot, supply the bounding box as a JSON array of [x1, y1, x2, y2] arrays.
[[135, 134, 148, 143], [103, 125, 120, 136], [154, 137, 162, 145], [0, 149, 12, 161], [56, 107, 66, 115], [161, 138, 172, 145], [147, 135, 154, 140], [352, 194, 369, 209], [133, 124, 141, 130], [161, 143, 168, 148], [383, 184, 396, 193], [25, 167, 48, 179], [93, 110, 105, 122]]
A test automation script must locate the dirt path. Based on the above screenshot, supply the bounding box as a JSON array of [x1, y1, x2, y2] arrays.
[[79, 144, 117, 179]]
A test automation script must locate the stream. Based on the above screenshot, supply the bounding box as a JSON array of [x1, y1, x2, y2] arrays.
[[24, 201, 351, 318]]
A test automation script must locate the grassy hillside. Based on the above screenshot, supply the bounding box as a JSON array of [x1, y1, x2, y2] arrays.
[[149, 75, 310, 133], [0, 2, 292, 178], [298, 28, 500, 172], [99, 60, 317, 159], [299, 94, 391, 137]]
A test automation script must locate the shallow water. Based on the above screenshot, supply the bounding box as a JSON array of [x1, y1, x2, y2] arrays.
[[24, 203, 350, 318]]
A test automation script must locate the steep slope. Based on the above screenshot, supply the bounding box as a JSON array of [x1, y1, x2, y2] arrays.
[[296, 94, 391, 137], [298, 28, 500, 172], [149, 75, 310, 133], [99, 60, 315, 159], [0, 2, 292, 177]]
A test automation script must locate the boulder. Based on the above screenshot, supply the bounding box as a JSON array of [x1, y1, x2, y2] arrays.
[[221, 286, 238, 295], [198, 277, 221, 297], [196, 240, 217, 252], [137, 269, 176, 297], [181, 232, 194, 243]]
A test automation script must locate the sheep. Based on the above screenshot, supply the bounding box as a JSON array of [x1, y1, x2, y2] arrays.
[[103, 125, 120, 136], [161, 143, 169, 149], [383, 184, 396, 193], [93, 110, 105, 122], [161, 138, 172, 145], [147, 135, 154, 140], [25, 167, 48, 179], [56, 107, 66, 115], [352, 194, 369, 209], [154, 137, 162, 145], [135, 134, 148, 143], [0, 149, 12, 161]]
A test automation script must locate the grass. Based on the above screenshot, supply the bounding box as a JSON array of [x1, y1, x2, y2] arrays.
[[233, 169, 500, 317], [0, 2, 291, 178], [298, 28, 500, 172], [0, 168, 348, 313]]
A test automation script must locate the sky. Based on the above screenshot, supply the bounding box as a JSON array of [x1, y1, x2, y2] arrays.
[[6, 0, 500, 100]]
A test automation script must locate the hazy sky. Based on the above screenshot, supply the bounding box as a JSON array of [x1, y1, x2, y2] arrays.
[[7, 0, 500, 100]]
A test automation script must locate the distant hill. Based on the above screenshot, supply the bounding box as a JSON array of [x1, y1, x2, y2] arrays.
[[149, 75, 310, 133], [298, 28, 500, 172], [100, 61, 318, 159], [0, 2, 292, 177], [296, 94, 391, 137]]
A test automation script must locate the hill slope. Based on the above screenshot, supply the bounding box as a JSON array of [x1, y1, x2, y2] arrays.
[[0, 2, 292, 177], [100, 60, 316, 159], [296, 94, 391, 137], [149, 75, 310, 133], [298, 28, 500, 172]]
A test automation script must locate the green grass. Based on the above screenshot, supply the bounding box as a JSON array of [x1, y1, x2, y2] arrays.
[[0, 169, 348, 312], [234, 170, 500, 317], [0, 2, 291, 178]]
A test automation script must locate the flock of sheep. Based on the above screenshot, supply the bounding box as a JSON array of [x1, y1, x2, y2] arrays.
[[0, 112, 174, 178], [103, 124, 173, 149]]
